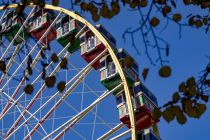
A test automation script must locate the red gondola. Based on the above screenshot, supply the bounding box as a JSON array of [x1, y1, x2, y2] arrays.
[[115, 81, 159, 131], [1, 10, 29, 45], [55, 15, 82, 53], [80, 24, 116, 69], [100, 48, 139, 94], [28, 9, 56, 46], [127, 127, 161, 140]]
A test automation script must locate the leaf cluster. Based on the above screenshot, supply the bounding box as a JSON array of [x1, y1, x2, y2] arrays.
[[154, 75, 210, 124]]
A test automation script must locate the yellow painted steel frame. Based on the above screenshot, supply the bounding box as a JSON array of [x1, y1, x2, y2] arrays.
[[0, 3, 137, 140]]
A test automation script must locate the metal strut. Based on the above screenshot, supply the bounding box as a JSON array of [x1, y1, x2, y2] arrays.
[[0, 3, 137, 140]]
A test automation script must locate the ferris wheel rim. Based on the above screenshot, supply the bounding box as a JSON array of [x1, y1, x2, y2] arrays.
[[0, 3, 137, 140]]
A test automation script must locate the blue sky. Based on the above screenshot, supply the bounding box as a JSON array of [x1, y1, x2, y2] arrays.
[[59, 1, 210, 140], [0, 1, 209, 139]]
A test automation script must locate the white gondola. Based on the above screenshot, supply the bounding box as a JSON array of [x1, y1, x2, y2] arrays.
[[115, 81, 159, 131], [55, 15, 82, 53], [1, 10, 28, 45], [80, 24, 116, 69], [100, 48, 139, 91], [28, 9, 56, 45]]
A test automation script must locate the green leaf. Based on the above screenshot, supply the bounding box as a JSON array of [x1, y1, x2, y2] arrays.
[[150, 17, 160, 27], [0, 60, 6, 72], [52, 0, 59, 6], [172, 92, 180, 102], [179, 82, 186, 92], [162, 107, 175, 123], [159, 65, 171, 78], [173, 13, 182, 22], [142, 68, 149, 80], [188, 16, 195, 26], [45, 76, 56, 88], [100, 4, 109, 18], [176, 112, 187, 125], [139, 0, 148, 7], [186, 77, 196, 87], [188, 85, 198, 96], [80, 2, 88, 11], [24, 84, 34, 94], [21, 0, 31, 5], [183, 0, 190, 5], [15, 5, 25, 16], [111, 1, 120, 15], [153, 108, 162, 119], [172, 105, 182, 116], [201, 95, 209, 102], [57, 81, 66, 92], [74, 0, 81, 4], [195, 20, 203, 28], [129, 0, 138, 9], [124, 56, 133, 68], [196, 103, 206, 117], [60, 58, 68, 69], [51, 53, 59, 63]]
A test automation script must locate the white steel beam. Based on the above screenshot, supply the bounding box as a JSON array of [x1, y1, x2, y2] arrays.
[[0, 7, 35, 60], [1, 91, 48, 136], [110, 129, 131, 140], [6, 49, 107, 140], [97, 123, 124, 140], [43, 84, 122, 140], [23, 49, 107, 140], [1, 24, 87, 130]]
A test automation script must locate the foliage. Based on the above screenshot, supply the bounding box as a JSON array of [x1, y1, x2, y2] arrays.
[[0, 0, 209, 125], [57, 81, 66, 92]]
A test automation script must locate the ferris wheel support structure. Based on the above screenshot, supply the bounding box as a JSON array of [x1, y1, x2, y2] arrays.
[[0, 23, 87, 121], [0, 11, 62, 122], [0, 3, 137, 140], [5, 48, 106, 140], [96, 123, 124, 140], [42, 84, 123, 140]]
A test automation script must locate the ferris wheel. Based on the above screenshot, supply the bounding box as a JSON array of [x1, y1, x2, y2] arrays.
[[0, 3, 161, 140]]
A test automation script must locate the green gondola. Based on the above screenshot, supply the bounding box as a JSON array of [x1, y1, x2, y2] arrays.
[[100, 48, 139, 94], [2, 11, 28, 45], [56, 15, 82, 53]]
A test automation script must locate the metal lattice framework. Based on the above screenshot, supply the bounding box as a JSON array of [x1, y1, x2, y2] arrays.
[[0, 3, 137, 140]]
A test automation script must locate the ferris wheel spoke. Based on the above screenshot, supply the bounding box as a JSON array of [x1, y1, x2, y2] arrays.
[[0, 4, 145, 140], [0, 91, 49, 138], [109, 129, 131, 140], [3, 52, 71, 138], [22, 48, 108, 140], [96, 123, 124, 140], [0, 7, 36, 60], [58, 94, 113, 131], [0, 8, 8, 22], [52, 88, 122, 140], [0, 36, 66, 118], [15, 105, 35, 139], [0, 11, 64, 120], [1, 10, 62, 88], [27, 123, 46, 139], [5, 51, 95, 139], [68, 62, 117, 130], [0, 43, 23, 85], [3, 29, 86, 135], [91, 105, 97, 140], [23, 67, 93, 140], [70, 128, 86, 140], [43, 84, 122, 140], [0, 47, 43, 119]]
